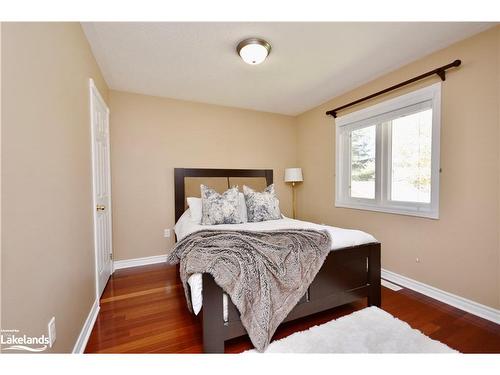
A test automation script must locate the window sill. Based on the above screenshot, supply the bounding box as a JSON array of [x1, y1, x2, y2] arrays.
[[335, 201, 439, 220]]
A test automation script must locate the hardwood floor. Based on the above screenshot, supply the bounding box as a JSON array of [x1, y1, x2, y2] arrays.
[[85, 263, 500, 353]]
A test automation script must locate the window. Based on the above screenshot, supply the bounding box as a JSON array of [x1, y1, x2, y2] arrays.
[[335, 83, 441, 219]]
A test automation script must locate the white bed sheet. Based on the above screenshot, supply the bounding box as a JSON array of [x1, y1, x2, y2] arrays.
[[174, 209, 378, 320]]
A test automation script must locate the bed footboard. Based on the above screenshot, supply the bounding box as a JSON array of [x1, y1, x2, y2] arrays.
[[201, 242, 381, 353]]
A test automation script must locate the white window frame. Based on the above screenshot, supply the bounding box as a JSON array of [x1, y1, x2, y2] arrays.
[[335, 83, 441, 219]]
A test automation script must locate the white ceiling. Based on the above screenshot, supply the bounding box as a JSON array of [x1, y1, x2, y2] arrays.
[[82, 22, 494, 115]]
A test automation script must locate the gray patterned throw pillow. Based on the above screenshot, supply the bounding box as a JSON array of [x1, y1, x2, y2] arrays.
[[243, 184, 281, 222], [200, 185, 242, 225]]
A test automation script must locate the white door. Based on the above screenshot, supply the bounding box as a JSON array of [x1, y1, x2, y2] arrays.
[[90, 79, 113, 298]]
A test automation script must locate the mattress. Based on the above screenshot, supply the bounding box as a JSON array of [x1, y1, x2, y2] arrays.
[[174, 209, 378, 321]]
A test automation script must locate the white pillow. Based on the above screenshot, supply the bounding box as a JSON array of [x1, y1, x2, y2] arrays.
[[187, 197, 203, 224], [238, 192, 248, 223], [187, 193, 248, 224]]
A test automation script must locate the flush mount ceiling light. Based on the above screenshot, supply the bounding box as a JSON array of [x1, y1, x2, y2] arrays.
[[236, 38, 271, 65]]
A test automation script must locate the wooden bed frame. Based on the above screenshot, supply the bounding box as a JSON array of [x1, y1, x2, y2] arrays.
[[174, 168, 381, 353]]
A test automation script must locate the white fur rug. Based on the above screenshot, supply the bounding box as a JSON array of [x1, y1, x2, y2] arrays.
[[244, 307, 457, 353]]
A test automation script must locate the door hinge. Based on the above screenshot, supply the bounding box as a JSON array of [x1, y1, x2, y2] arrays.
[[110, 253, 113, 260]]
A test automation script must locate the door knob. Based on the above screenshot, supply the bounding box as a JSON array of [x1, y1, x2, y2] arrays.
[[96, 205, 106, 211]]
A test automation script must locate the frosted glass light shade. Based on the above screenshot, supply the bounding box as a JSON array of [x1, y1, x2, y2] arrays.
[[284, 168, 303, 183], [237, 38, 271, 65]]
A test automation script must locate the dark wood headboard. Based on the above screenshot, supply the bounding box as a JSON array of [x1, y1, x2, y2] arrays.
[[174, 168, 273, 222]]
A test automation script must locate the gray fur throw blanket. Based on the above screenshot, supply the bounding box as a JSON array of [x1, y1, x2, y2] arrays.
[[167, 229, 331, 352]]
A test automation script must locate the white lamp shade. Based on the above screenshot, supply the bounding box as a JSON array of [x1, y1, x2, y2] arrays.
[[284, 168, 303, 183]]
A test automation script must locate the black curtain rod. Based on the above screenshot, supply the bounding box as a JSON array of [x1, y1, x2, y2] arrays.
[[325, 59, 461, 118]]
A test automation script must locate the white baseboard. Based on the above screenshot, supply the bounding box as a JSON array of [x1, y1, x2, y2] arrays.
[[113, 254, 167, 271], [72, 298, 100, 353], [381, 268, 500, 325], [381, 279, 403, 291]]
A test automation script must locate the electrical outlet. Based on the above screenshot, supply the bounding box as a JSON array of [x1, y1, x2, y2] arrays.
[[416, 257, 420, 263], [164, 229, 171, 238], [48, 317, 56, 348]]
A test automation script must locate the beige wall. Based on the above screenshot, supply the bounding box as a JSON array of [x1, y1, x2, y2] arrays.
[[296, 26, 500, 309], [109, 90, 297, 261], [1, 23, 108, 352], [0, 22, 3, 333], [498, 27, 500, 309]]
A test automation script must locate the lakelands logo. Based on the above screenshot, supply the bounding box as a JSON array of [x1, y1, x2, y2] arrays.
[[0, 329, 49, 352]]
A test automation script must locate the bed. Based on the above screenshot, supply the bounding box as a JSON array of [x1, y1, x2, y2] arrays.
[[174, 168, 381, 353]]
